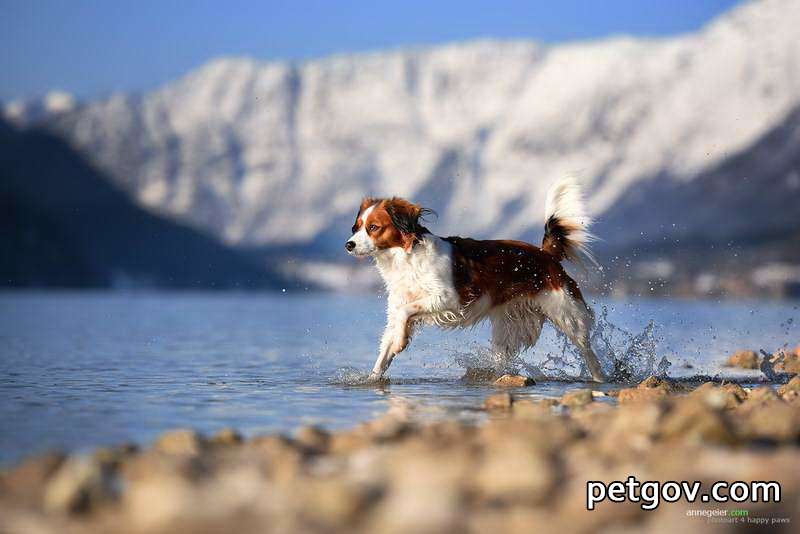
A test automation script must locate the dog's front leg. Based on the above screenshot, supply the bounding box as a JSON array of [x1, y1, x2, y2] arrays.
[[368, 298, 431, 381], [368, 322, 396, 381]]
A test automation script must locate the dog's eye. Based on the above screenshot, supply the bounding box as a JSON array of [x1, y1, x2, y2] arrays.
[[368, 224, 379, 232], [352, 225, 358, 233]]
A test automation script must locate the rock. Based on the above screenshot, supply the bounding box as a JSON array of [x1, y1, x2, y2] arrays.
[[475, 440, 557, 504], [736, 401, 800, 443], [617, 387, 668, 404], [123, 469, 197, 529], [93, 443, 138, 466], [600, 402, 665, 453], [0, 451, 65, 505], [725, 350, 761, 369], [774, 350, 800, 374], [689, 382, 743, 409], [247, 435, 304, 482], [744, 385, 780, 406], [778, 375, 800, 397], [359, 414, 411, 443], [720, 382, 749, 402], [484, 392, 514, 411], [153, 429, 205, 456], [329, 429, 372, 454], [512, 400, 555, 420], [462, 367, 503, 383], [211, 428, 243, 447], [479, 417, 580, 455], [43, 455, 116, 514], [658, 399, 736, 445], [638, 375, 681, 393], [616, 376, 683, 404], [560, 389, 594, 408], [494, 374, 535, 387], [295, 426, 331, 452], [568, 402, 613, 435], [296, 478, 375, 526], [784, 389, 800, 407]]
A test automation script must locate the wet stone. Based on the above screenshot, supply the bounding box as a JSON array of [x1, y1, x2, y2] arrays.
[[1, 451, 65, 505], [153, 429, 205, 456], [484, 392, 514, 411], [295, 426, 332, 452], [211, 428, 243, 447], [741, 385, 780, 408], [359, 415, 412, 443], [735, 401, 800, 443], [689, 382, 743, 409], [774, 349, 800, 375], [560, 389, 594, 408], [725, 350, 761, 369], [618, 387, 669, 404], [43, 455, 117, 514], [512, 399, 555, 420], [494, 374, 535, 387], [778, 375, 800, 397], [462, 367, 504, 383], [658, 398, 736, 445], [638, 375, 681, 393]]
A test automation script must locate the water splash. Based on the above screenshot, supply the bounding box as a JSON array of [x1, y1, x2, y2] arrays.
[[329, 366, 373, 385], [442, 305, 671, 384], [591, 306, 671, 382]]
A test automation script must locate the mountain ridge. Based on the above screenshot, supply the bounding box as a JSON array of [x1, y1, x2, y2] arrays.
[[0, 119, 287, 289], [3, 0, 800, 295]]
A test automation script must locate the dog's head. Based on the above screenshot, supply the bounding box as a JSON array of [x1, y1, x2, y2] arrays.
[[345, 197, 434, 256]]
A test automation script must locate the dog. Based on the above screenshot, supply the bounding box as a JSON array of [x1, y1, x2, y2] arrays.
[[345, 178, 606, 383]]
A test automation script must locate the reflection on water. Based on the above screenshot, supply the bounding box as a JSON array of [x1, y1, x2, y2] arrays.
[[0, 291, 797, 464]]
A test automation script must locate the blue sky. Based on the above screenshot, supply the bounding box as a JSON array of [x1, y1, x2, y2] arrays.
[[1, 0, 743, 101]]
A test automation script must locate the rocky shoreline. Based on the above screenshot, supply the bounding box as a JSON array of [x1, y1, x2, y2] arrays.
[[2, 374, 800, 534]]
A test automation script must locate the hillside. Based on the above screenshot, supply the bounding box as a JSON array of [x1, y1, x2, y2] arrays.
[[0, 120, 284, 289], [3, 0, 800, 295]]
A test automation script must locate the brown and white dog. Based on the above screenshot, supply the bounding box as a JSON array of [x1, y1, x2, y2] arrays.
[[345, 179, 605, 383]]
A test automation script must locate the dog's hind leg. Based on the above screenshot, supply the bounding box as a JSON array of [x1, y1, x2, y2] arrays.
[[489, 302, 544, 372], [489, 313, 518, 371], [536, 289, 606, 382]]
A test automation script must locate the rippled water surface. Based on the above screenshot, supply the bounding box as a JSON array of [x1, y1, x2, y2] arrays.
[[0, 291, 798, 464]]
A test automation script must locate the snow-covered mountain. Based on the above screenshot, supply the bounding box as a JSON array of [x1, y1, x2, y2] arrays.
[[6, 0, 800, 257]]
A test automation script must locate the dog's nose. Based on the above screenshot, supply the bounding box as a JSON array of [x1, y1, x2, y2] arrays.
[[345, 241, 356, 252]]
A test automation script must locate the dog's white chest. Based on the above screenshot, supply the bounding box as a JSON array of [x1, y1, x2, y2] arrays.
[[375, 237, 459, 311]]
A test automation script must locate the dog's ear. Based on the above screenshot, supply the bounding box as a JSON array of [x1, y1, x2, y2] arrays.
[[353, 197, 376, 232], [359, 197, 376, 213], [385, 197, 436, 252]]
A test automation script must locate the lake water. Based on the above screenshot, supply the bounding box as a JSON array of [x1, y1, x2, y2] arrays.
[[0, 291, 798, 465]]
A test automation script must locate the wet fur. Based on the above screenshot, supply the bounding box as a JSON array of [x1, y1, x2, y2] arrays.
[[346, 180, 605, 382]]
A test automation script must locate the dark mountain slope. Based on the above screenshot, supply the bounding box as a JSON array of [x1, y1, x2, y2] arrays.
[[0, 120, 283, 289]]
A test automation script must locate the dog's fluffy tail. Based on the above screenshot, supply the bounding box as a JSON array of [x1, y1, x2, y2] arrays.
[[542, 178, 597, 266]]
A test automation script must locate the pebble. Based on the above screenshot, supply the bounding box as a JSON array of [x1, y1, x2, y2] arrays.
[[494, 374, 535, 387], [3, 368, 800, 534], [484, 392, 514, 411], [560, 389, 594, 408], [43, 456, 116, 514], [153, 429, 205, 456], [725, 349, 761, 369]]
